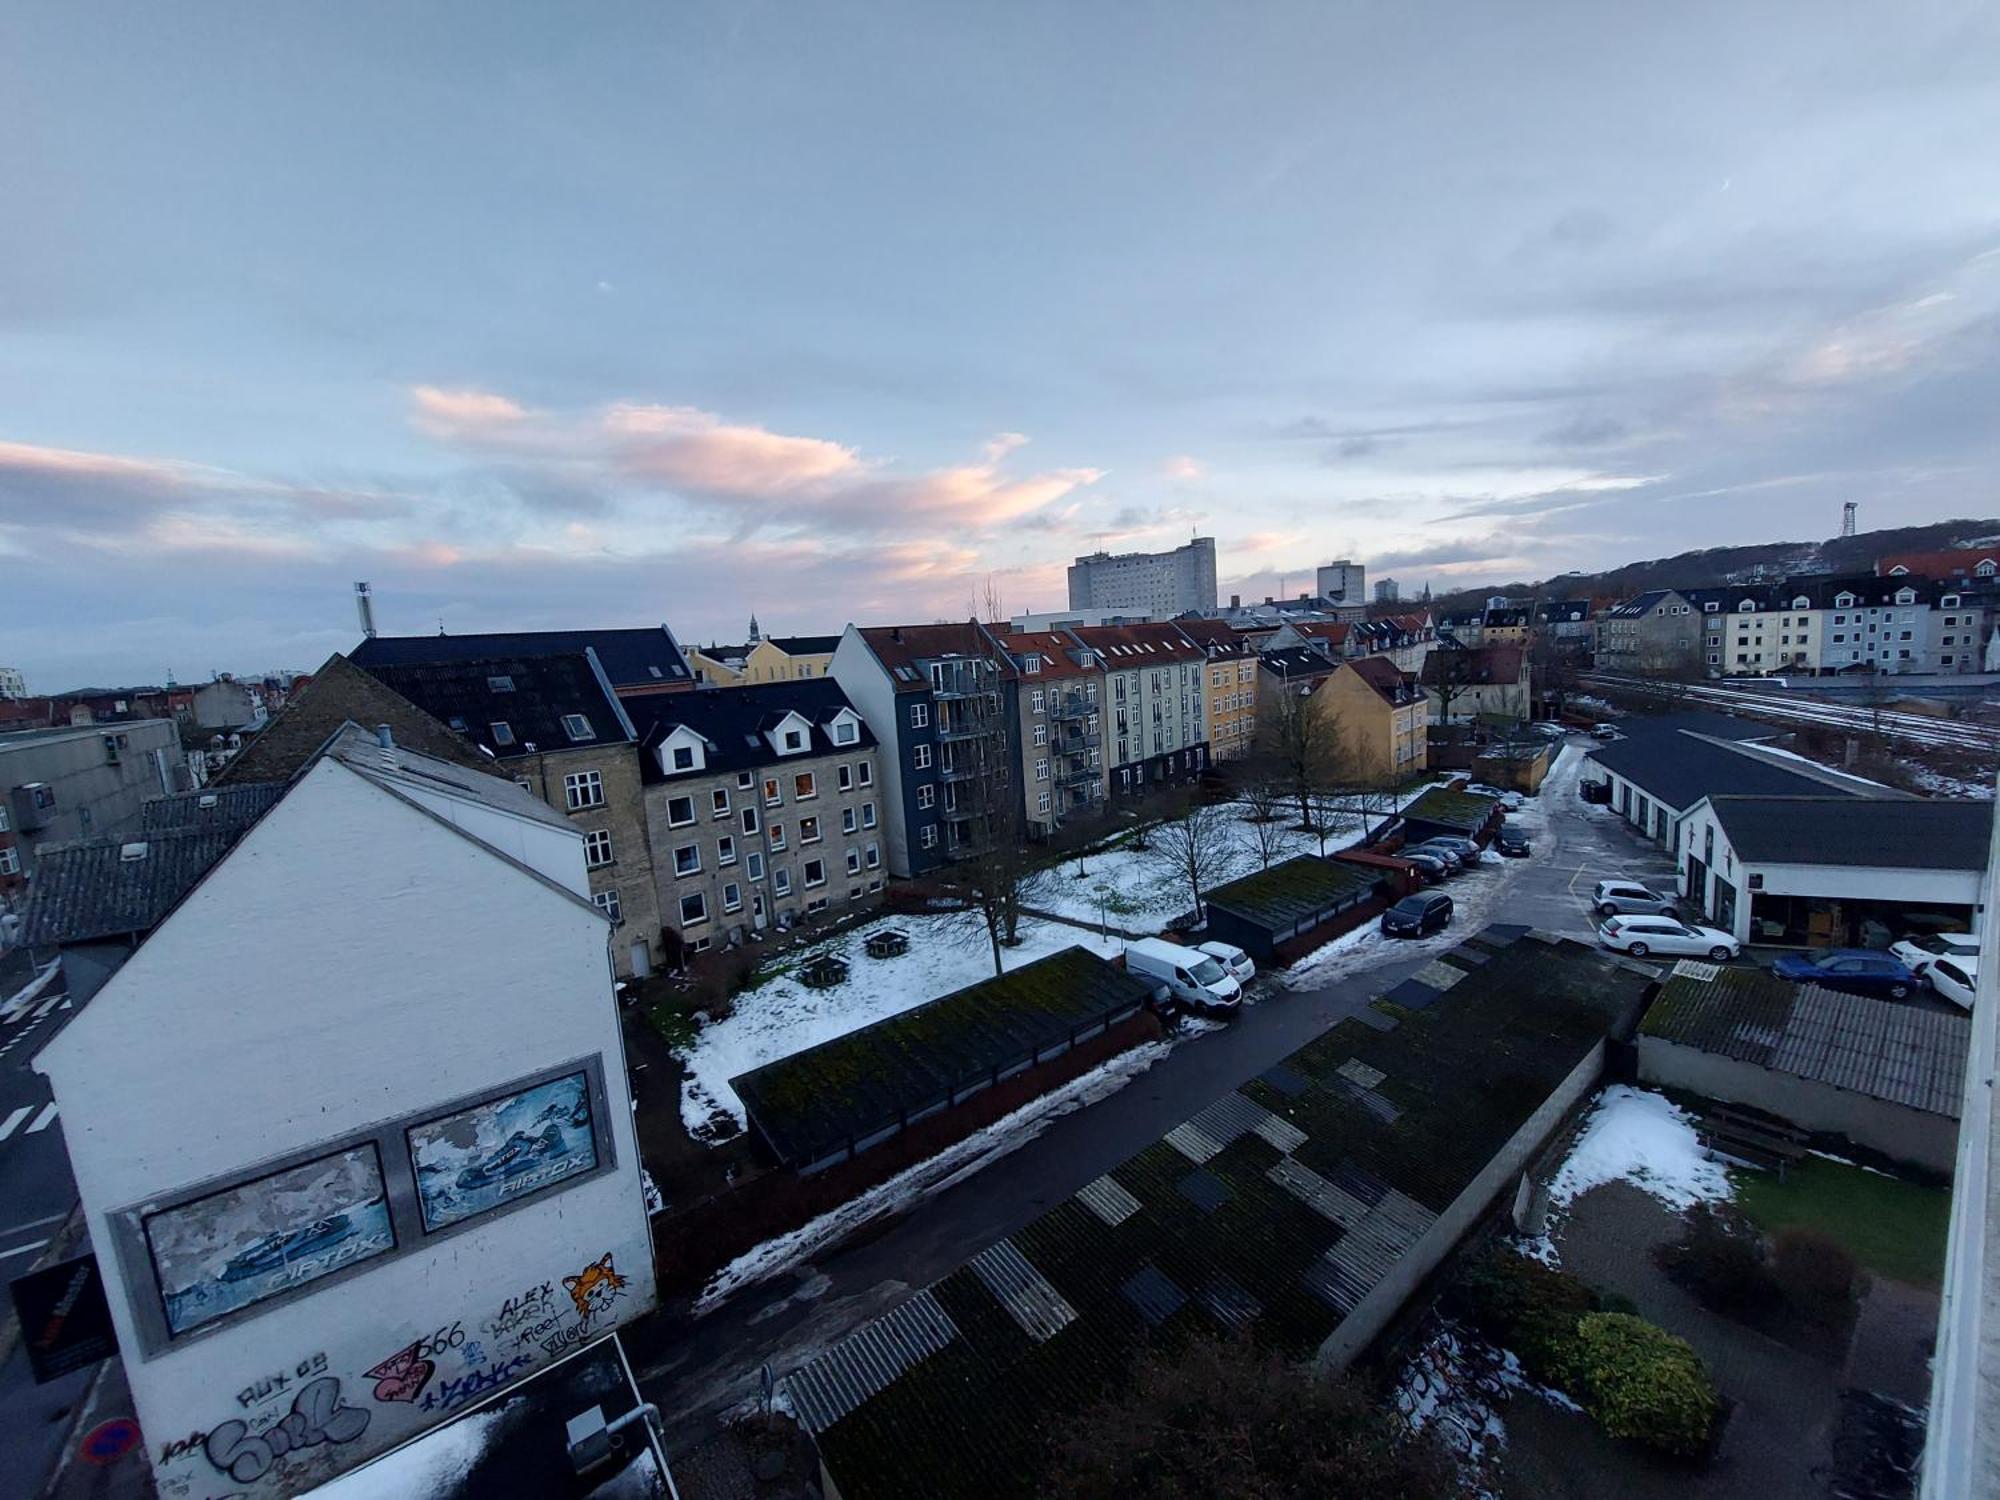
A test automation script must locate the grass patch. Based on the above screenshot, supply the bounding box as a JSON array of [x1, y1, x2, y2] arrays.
[[1734, 1156, 1949, 1289], [645, 1004, 700, 1050]]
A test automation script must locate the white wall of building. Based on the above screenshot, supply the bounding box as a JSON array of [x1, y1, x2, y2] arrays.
[[37, 759, 654, 1500]]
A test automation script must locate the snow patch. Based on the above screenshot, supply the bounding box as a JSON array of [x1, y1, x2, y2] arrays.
[[310, 1402, 513, 1498], [694, 1038, 1174, 1311]]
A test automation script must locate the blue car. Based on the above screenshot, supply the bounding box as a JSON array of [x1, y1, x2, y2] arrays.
[[1772, 949, 1919, 1000]]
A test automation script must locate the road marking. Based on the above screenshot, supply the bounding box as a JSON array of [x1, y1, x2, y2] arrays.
[[0, 1241, 46, 1261], [26, 1102, 59, 1133], [31, 995, 62, 1021], [0, 1105, 31, 1140], [8, 1211, 69, 1233]]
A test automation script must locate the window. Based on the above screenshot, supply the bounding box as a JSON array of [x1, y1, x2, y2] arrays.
[[0, 848, 16, 877], [838, 763, 853, 791], [490, 721, 516, 747], [910, 703, 929, 729], [737, 770, 755, 790], [833, 718, 858, 745], [407, 1071, 598, 1234], [842, 806, 857, 834], [565, 770, 605, 810], [1037, 791, 1052, 815], [917, 785, 936, 809], [680, 892, 708, 926], [804, 858, 827, 888], [673, 844, 701, 877], [1036, 759, 1049, 781], [717, 834, 737, 866], [800, 815, 822, 843], [919, 825, 938, 849], [762, 777, 782, 807], [747, 851, 765, 880], [664, 794, 695, 827], [773, 866, 792, 896], [592, 889, 623, 924], [671, 745, 695, 771], [862, 802, 877, 829], [486, 674, 515, 693], [710, 787, 730, 817], [784, 729, 804, 751], [1032, 688, 1045, 712], [865, 842, 880, 869], [913, 745, 933, 770], [722, 882, 743, 913], [768, 822, 787, 850], [1032, 723, 1047, 746], [846, 849, 862, 874], [584, 829, 614, 867], [794, 772, 817, 800], [858, 760, 873, 787], [561, 714, 595, 743], [740, 806, 759, 835]]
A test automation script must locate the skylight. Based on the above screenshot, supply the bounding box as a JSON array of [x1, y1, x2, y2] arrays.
[[561, 713, 595, 742], [487, 674, 515, 692], [490, 721, 515, 746]]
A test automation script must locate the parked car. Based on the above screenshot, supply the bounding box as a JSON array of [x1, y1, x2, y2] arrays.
[[1495, 822, 1532, 858], [1465, 784, 1526, 812], [1531, 721, 1569, 741], [1771, 949, 1919, 1000], [1928, 956, 1977, 1010], [1197, 940, 1256, 986], [1593, 880, 1679, 919], [1123, 936, 1243, 1016], [1399, 849, 1451, 883], [1403, 840, 1467, 873], [1423, 835, 1485, 864], [1889, 931, 1979, 979], [1597, 915, 1740, 961], [1591, 723, 1621, 740], [1382, 891, 1453, 938]]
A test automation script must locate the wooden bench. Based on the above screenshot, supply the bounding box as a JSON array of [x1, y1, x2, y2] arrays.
[[1698, 1102, 1809, 1179]]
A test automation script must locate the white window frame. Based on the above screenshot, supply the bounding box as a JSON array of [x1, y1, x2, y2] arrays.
[[666, 794, 696, 827], [564, 769, 605, 811], [910, 703, 929, 729], [717, 834, 737, 866], [711, 787, 731, 817], [583, 829, 614, 868], [673, 843, 702, 878], [722, 882, 743, 913], [679, 891, 708, 926], [858, 760, 873, 787], [913, 744, 932, 770], [592, 889, 623, 925]]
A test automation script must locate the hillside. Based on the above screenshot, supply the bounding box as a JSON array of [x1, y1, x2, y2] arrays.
[[1410, 517, 2000, 616]]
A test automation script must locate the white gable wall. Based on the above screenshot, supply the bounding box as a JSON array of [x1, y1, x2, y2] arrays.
[[37, 758, 655, 1500]]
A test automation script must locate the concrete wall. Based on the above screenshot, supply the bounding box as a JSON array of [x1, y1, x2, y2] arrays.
[[1315, 1038, 1608, 1371], [36, 760, 656, 1500], [2, 720, 189, 874], [511, 743, 660, 976], [1638, 1036, 1958, 1175]]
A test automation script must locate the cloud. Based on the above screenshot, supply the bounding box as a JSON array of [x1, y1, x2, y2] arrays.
[[1538, 414, 1628, 447], [603, 403, 861, 495], [409, 385, 529, 438], [1161, 454, 1205, 480], [1368, 538, 1523, 572]]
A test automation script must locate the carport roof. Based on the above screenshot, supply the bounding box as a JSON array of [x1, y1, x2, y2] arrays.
[[1400, 786, 1499, 832], [1204, 855, 1378, 930], [1585, 731, 1863, 812], [1642, 962, 1968, 1117], [1708, 795, 1991, 871]]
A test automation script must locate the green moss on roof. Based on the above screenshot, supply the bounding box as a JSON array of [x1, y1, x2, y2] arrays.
[[1402, 787, 1499, 829], [1205, 855, 1377, 928]]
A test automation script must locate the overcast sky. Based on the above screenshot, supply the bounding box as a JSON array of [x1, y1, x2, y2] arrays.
[[5, 3, 2000, 688]]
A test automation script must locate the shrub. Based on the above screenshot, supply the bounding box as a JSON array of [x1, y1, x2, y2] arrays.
[[1567, 1313, 1719, 1456], [1452, 1251, 1599, 1386], [1658, 1203, 1772, 1314], [1772, 1227, 1858, 1309]]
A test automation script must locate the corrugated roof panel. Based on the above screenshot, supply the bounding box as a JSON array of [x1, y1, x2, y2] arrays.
[[1075, 1174, 1142, 1227], [968, 1240, 1077, 1343], [783, 1290, 960, 1434]]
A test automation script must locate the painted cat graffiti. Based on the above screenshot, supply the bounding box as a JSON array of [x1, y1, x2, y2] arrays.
[[562, 1252, 627, 1332]]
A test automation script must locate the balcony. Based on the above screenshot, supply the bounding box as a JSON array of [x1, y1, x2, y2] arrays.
[[1060, 730, 1102, 751], [1051, 691, 1093, 719], [937, 715, 995, 741], [939, 760, 980, 783], [1057, 763, 1099, 788], [930, 664, 991, 699]]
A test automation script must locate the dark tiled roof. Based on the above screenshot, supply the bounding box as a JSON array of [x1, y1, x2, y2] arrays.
[[786, 930, 1653, 1500], [1204, 856, 1380, 932], [1538, 600, 1590, 623], [1614, 710, 1782, 744], [1172, 619, 1252, 658], [1070, 622, 1205, 664], [351, 626, 692, 687], [1257, 646, 1338, 680], [1643, 962, 1967, 1117], [996, 632, 1103, 681], [216, 654, 493, 785], [621, 680, 876, 782], [357, 654, 633, 761], [1345, 657, 1422, 706], [1585, 731, 1860, 812], [1604, 589, 1682, 619], [1419, 644, 1525, 686], [767, 634, 843, 656], [733, 947, 1156, 1170], [1708, 795, 1990, 871], [857, 623, 1016, 693], [21, 828, 253, 946], [141, 784, 284, 830]]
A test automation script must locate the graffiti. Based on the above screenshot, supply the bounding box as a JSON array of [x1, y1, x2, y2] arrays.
[[561, 1252, 627, 1332], [295, 1352, 328, 1381], [486, 1280, 556, 1336], [204, 1376, 370, 1484], [364, 1344, 434, 1405], [419, 1354, 535, 1414], [159, 1431, 209, 1465], [461, 1338, 487, 1368], [233, 1352, 330, 1410]]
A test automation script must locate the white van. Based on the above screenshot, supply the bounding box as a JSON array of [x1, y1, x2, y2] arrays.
[[1123, 936, 1243, 1017]]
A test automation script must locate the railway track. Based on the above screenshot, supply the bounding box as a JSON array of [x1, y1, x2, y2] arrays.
[[1580, 673, 2000, 753]]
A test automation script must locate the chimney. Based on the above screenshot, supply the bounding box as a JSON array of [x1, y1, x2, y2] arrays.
[[1229, 594, 1240, 609], [376, 724, 395, 749]]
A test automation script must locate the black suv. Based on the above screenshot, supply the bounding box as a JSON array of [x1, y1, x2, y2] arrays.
[[1382, 891, 1453, 938], [1495, 822, 1532, 857]]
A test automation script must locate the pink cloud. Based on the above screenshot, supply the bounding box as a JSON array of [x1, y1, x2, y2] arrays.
[[604, 403, 860, 495], [1161, 454, 1205, 480], [409, 385, 530, 438]]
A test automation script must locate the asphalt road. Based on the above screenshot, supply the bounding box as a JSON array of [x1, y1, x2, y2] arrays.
[[631, 737, 1688, 1443]]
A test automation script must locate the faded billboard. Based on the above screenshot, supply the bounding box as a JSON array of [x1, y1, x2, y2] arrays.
[[407, 1072, 597, 1232], [145, 1146, 395, 1338]]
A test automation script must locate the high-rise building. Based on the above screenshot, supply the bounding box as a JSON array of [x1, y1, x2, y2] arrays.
[[1067, 537, 1217, 615], [1374, 578, 1400, 604], [1317, 559, 1367, 605], [0, 666, 25, 699]]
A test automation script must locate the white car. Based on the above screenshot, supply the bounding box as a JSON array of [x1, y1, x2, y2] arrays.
[[1197, 940, 1256, 985], [1597, 915, 1741, 962], [1889, 932, 1978, 979], [1463, 784, 1525, 812], [1928, 955, 1977, 1010]]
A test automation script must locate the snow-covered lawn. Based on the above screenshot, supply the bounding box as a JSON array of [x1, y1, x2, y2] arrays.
[[1032, 780, 1449, 936], [675, 912, 1123, 1140]]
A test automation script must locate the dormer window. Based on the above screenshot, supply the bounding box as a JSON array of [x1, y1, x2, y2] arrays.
[[1703, 601, 1718, 613], [1737, 599, 1758, 612], [1943, 594, 1961, 608], [1023, 655, 1042, 674], [671, 745, 695, 771], [1979, 560, 1997, 578], [832, 717, 858, 745], [1791, 596, 1809, 609], [785, 729, 803, 751], [1835, 593, 1856, 608], [1895, 588, 1916, 605]]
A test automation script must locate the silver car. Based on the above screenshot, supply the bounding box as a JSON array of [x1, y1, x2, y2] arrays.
[[1593, 880, 1679, 919]]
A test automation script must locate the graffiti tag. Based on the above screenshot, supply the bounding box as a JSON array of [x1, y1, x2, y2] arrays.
[[561, 1252, 627, 1333], [363, 1343, 434, 1405], [159, 1431, 208, 1465], [204, 1377, 370, 1484], [233, 1352, 329, 1410], [486, 1281, 556, 1337], [419, 1354, 535, 1414]]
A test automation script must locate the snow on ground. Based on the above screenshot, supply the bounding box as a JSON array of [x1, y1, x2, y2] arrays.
[[1548, 1086, 1732, 1214], [1031, 782, 1449, 936], [677, 913, 1123, 1139], [1741, 740, 1894, 791], [0, 961, 60, 1022], [311, 1404, 513, 1498], [694, 1037, 1174, 1311], [1906, 761, 1996, 800]]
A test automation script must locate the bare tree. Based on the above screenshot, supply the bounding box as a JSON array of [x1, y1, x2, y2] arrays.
[[1238, 760, 1290, 870], [1528, 627, 1582, 722], [944, 751, 1050, 978], [1425, 645, 1476, 727], [1148, 791, 1234, 923], [1255, 679, 1342, 831]]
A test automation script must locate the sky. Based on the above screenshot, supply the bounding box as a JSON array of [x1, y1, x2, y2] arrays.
[[4, 2, 2000, 689]]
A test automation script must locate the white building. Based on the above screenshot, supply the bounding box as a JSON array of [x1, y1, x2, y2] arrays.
[[1067, 622, 1208, 798], [35, 725, 656, 1500], [1373, 578, 1399, 604], [1067, 537, 1217, 615], [0, 664, 25, 698], [1316, 559, 1366, 606]]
